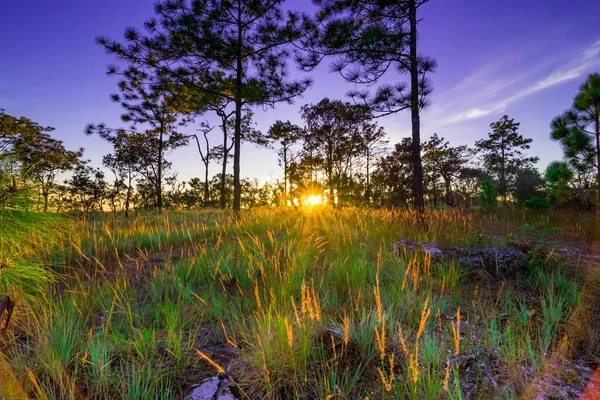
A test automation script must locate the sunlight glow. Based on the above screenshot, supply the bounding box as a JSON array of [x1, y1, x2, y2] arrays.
[[306, 195, 323, 206]]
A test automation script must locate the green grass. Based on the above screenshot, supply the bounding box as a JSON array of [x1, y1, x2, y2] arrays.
[[0, 207, 597, 399]]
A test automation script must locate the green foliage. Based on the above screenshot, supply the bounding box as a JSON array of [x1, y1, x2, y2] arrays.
[[0, 208, 591, 398], [550, 73, 600, 200], [478, 179, 498, 211], [513, 168, 546, 203], [545, 161, 574, 205], [475, 115, 539, 202], [523, 196, 550, 210], [0, 109, 82, 211], [0, 156, 64, 325]]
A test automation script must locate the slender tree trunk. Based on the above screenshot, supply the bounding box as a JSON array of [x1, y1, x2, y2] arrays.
[[125, 166, 132, 218], [283, 148, 288, 205], [595, 109, 600, 207], [366, 149, 371, 202], [157, 125, 164, 211], [432, 177, 438, 208], [501, 133, 506, 204], [409, 0, 427, 230], [220, 125, 228, 209], [42, 187, 49, 213], [232, 2, 243, 214], [204, 160, 210, 207]]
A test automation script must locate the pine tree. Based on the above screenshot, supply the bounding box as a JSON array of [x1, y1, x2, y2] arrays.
[[97, 0, 311, 213], [475, 115, 538, 204], [551, 73, 600, 203]]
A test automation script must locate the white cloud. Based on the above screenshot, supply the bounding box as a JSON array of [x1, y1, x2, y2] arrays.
[[436, 39, 600, 126]]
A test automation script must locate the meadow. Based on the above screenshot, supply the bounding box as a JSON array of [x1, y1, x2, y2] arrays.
[[1, 207, 599, 399]]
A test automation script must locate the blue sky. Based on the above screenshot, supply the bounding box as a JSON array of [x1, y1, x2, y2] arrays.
[[1, 0, 599, 183]]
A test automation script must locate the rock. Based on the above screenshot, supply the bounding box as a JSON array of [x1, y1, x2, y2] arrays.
[[392, 239, 443, 257], [188, 375, 240, 400], [189, 377, 220, 400], [392, 239, 526, 278]]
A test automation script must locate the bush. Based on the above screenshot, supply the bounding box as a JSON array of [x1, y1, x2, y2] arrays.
[[523, 196, 550, 210], [478, 180, 498, 211]]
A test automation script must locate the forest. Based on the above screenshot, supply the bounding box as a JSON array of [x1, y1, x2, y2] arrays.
[[1, 0, 600, 399]]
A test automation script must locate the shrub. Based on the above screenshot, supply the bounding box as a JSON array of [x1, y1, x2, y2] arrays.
[[523, 196, 550, 210], [478, 180, 498, 211]]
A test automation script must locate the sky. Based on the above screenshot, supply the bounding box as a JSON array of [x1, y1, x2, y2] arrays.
[[1, 0, 599, 184]]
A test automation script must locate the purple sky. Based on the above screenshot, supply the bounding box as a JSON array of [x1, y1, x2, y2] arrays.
[[1, 0, 599, 184]]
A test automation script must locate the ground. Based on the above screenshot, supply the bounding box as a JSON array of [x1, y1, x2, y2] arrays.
[[1, 207, 599, 399]]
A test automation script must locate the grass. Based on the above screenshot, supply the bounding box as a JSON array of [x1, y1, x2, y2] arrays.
[[0, 207, 598, 399]]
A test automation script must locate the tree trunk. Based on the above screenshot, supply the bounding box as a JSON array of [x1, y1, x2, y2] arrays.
[[501, 132, 506, 204], [233, 4, 243, 214], [408, 0, 427, 230], [42, 187, 49, 213], [125, 167, 132, 218], [283, 148, 288, 205], [365, 149, 371, 202], [220, 125, 228, 209], [157, 126, 164, 211], [595, 109, 600, 207], [204, 160, 210, 207]]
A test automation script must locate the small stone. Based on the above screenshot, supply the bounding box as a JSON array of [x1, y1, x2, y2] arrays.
[[189, 377, 220, 400]]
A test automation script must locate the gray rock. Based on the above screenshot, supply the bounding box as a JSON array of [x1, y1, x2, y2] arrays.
[[392, 239, 526, 278], [189, 377, 220, 400], [188, 375, 240, 400]]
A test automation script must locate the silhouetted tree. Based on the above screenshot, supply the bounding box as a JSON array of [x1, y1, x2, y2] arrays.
[[301, 98, 369, 206], [86, 64, 190, 211], [513, 168, 545, 203], [301, 0, 436, 223], [0, 109, 82, 211], [545, 161, 574, 206], [371, 138, 414, 207], [97, 0, 312, 213], [475, 115, 538, 204], [266, 120, 304, 204], [358, 122, 388, 203], [423, 134, 472, 207], [550, 73, 600, 203], [186, 122, 215, 207]]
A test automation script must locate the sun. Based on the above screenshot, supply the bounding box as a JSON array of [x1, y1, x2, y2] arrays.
[[306, 195, 323, 206]]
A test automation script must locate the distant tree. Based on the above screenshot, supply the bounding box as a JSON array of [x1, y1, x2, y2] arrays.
[[266, 120, 304, 205], [97, 0, 312, 213], [475, 115, 539, 204], [302, 0, 437, 223], [210, 110, 263, 209], [550, 73, 600, 203], [422, 134, 472, 207], [455, 167, 490, 208], [99, 130, 141, 217], [513, 168, 545, 203], [545, 161, 574, 206], [164, 174, 187, 209], [478, 180, 498, 211], [186, 122, 215, 207], [0, 109, 82, 211], [64, 163, 108, 212], [87, 64, 190, 211], [301, 99, 369, 206], [358, 122, 388, 203], [88, 128, 176, 214], [371, 138, 414, 207], [184, 177, 206, 209]]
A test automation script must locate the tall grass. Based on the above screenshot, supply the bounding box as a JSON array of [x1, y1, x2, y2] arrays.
[[0, 207, 594, 399]]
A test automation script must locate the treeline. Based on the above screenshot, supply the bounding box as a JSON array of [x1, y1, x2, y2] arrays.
[[1, 0, 598, 215], [1, 90, 598, 214]]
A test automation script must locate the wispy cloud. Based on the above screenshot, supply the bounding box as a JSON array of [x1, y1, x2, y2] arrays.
[[438, 39, 600, 126]]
